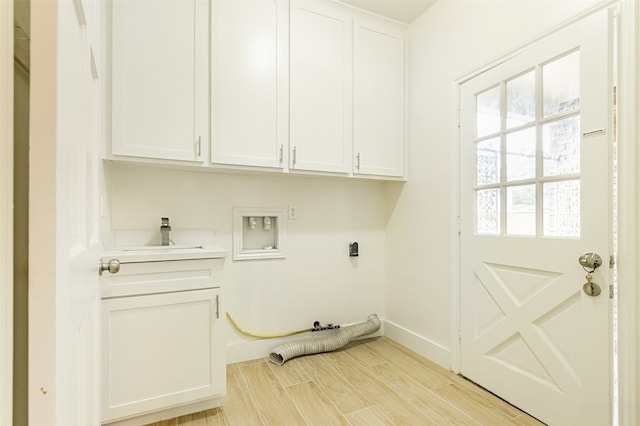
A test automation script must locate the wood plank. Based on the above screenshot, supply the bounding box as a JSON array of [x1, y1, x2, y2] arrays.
[[295, 354, 371, 414], [344, 407, 391, 426], [514, 413, 547, 425], [339, 339, 385, 367], [432, 383, 526, 425], [325, 350, 434, 424], [449, 374, 524, 418], [284, 381, 350, 426], [368, 362, 480, 425], [267, 356, 311, 387], [238, 360, 306, 425], [364, 337, 453, 389], [145, 337, 543, 426], [220, 363, 263, 426], [177, 408, 225, 426]]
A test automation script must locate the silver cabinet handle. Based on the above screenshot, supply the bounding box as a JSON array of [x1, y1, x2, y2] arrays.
[[99, 259, 120, 276]]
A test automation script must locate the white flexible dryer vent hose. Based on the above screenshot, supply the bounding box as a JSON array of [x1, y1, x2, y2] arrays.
[[269, 314, 381, 365]]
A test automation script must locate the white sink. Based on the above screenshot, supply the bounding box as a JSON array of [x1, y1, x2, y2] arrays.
[[121, 244, 205, 251], [102, 245, 227, 263]]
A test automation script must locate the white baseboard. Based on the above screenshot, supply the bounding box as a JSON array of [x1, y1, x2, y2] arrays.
[[225, 318, 450, 370], [383, 319, 451, 370], [226, 336, 292, 365]]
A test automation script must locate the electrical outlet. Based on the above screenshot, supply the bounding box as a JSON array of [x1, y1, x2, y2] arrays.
[[288, 205, 298, 219]]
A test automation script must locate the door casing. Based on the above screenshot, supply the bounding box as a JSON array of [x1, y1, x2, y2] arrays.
[[0, 1, 14, 424]]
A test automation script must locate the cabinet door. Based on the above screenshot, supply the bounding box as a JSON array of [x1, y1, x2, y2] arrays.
[[211, 0, 287, 169], [111, 0, 208, 162], [290, 1, 352, 174], [353, 17, 405, 177], [101, 289, 224, 423]]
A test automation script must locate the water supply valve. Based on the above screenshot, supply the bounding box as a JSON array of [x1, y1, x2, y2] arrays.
[[312, 320, 341, 332]]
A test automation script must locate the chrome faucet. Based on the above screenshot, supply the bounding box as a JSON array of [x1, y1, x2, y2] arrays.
[[160, 217, 172, 246]]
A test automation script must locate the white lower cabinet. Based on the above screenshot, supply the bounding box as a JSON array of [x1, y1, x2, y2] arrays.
[[100, 257, 225, 425]]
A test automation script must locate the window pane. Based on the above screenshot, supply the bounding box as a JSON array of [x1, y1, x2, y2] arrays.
[[477, 189, 500, 235], [477, 86, 500, 137], [506, 127, 536, 181], [477, 138, 500, 185], [543, 180, 580, 237], [543, 116, 580, 177], [506, 185, 536, 236], [506, 71, 535, 129], [543, 51, 580, 117]]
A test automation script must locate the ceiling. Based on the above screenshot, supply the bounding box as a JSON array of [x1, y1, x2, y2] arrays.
[[340, 0, 437, 23], [11, 0, 437, 71]]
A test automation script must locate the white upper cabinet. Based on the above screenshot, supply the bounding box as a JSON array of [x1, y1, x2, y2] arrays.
[[211, 0, 288, 169], [108, 0, 406, 179], [353, 17, 405, 178], [111, 0, 208, 162], [289, 1, 353, 174]]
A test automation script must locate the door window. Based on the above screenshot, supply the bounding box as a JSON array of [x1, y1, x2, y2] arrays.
[[474, 50, 582, 238]]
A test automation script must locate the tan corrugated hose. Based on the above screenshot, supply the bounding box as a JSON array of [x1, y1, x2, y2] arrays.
[[269, 314, 381, 365]]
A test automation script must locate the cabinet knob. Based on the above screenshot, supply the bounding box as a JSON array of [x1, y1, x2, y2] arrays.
[[99, 259, 121, 276]]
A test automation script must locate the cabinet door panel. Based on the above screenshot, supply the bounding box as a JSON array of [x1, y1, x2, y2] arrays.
[[353, 18, 405, 177], [112, 0, 208, 162], [211, 0, 287, 168], [102, 289, 223, 422], [290, 1, 352, 173]]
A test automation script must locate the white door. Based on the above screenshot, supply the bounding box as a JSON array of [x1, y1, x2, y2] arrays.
[[460, 9, 612, 425], [29, 0, 102, 424]]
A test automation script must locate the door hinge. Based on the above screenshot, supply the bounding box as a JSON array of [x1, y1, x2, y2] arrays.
[[609, 285, 614, 299], [457, 109, 461, 128], [609, 254, 615, 268], [279, 145, 284, 165], [457, 216, 462, 234]]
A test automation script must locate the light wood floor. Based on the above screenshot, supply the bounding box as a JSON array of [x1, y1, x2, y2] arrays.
[[147, 337, 545, 425]]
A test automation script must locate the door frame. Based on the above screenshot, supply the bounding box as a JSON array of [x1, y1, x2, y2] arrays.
[[0, 0, 14, 424], [450, 1, 638, 424], [29, 0, 58, 422]]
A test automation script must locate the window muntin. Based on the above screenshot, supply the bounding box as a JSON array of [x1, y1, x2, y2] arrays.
[[474, 50, 581, 238]]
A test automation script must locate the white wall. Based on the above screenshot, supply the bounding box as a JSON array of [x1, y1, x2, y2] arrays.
[[385, 0, 603, 366], [107, 164, 388, 361]]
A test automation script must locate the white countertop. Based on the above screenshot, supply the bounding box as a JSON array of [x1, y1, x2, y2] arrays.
[[101, 245, 227, 263]]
